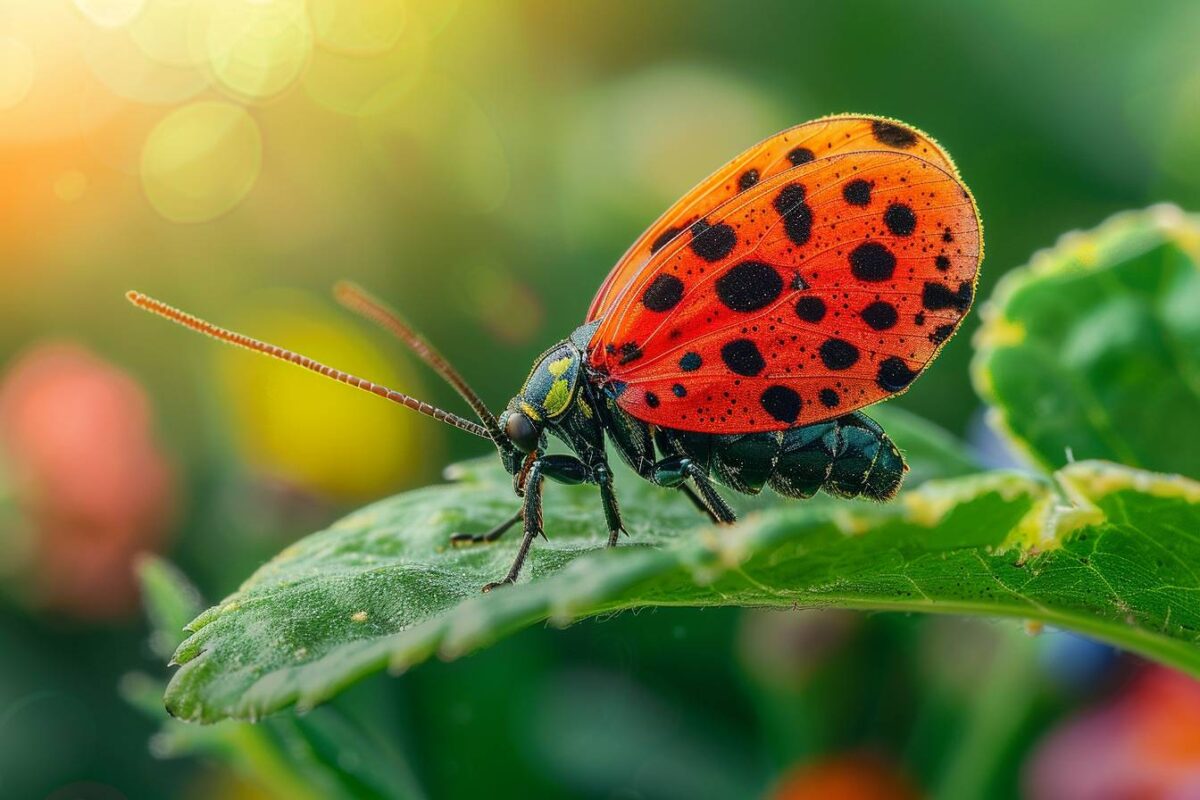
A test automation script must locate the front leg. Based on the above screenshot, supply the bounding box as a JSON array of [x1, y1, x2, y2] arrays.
[[450, 452, 540, 548], [483, 457, 547, 592], [449, 508, 522, 547], [481, 455, 589, 592]]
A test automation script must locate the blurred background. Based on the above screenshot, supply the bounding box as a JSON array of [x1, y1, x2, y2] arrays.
[[1, 1, 1199, 797]]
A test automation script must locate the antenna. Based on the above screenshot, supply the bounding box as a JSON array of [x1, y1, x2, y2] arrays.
[[125, 291, 493, 440], [333, 281, 505, 445]]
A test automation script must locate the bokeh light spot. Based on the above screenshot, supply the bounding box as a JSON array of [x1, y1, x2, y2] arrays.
[[203, 0, 312, 102], [302, 10, 427, 116], [128, 0, 206, 67], [309, 0, 407, 56], [0, 37, 36, 111], [83, 26, 208, 104], [73, 0, 146, 29], [140, 100, 262, 222]]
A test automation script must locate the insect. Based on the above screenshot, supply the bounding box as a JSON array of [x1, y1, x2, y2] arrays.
[[129, 114, 982, 592]]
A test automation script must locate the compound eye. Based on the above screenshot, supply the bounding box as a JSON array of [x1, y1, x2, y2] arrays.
[[505, 412, 539, 454]]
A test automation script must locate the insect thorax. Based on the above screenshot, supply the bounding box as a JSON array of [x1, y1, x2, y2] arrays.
[[514, 322, 605, 424], [516, 342, 584, 424]]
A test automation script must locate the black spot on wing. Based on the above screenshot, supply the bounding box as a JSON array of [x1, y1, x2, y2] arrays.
[[843, 179, 871, 206], [715, 261, 783, 312], [773, 183, 812, 246], [877, 357, 917, 391], [929, 323, 955, 344], [787, 147, 815, 165], [884, 203, 916, 236], [819, 338, 859, 370], [641, 274, 684, 312], [690, 219, 737, 262], [871, 120, 918, 148], [922, 281, 973, 312], [795, 296, 826, 323], [721, 339, 766, 376], [849, 243, 896, 282], [760, 385, 802, 423], [860, 301, 898, 330], [618, 342, 642, 365], [650, 226, 683, 255]]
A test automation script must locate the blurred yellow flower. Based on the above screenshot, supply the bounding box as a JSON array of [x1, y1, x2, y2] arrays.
[[214, 291, 439, 501]]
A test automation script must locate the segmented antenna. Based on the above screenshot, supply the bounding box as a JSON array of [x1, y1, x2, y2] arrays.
[[334, 281, 505, 445], [125, 291, 493, 440]]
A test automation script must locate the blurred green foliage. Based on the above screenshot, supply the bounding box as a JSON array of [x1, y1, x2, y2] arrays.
[[975, 206, 1200, 476]]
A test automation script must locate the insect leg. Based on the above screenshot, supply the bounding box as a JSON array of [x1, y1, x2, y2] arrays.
[[651, 456, 737, 524], [483, 458, 546, 592], [651, 457, 736, 524], [684, 468, 737, 524], [677, 483, 721, 524], [449, 508, 523, 547], [594, 462, 627, 547]]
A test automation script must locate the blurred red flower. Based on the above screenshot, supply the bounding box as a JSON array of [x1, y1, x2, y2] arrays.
[[1027, 666, 1200, 799], [0, 343, 175, 619], [771, 753, 921, 800]]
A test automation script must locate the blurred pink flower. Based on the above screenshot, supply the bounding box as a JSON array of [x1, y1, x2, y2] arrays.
[[1026, 666, 1200, 800], [0, 343, 175, 619]]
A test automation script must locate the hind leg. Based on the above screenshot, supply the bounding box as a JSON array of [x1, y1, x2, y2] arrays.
[[684, 468, 737, 524], [652, 456, 737, 525], [678, 483, 720, 523]]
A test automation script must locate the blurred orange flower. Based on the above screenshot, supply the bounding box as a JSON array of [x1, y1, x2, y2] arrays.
[[1026, 666, 1200, 800], [0, 343, 175, 619], [771, 753, 922, 800]]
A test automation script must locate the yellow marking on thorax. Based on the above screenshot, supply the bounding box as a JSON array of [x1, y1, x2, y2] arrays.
[[547, 355, 573, 377], [543, 378, 571, 417]]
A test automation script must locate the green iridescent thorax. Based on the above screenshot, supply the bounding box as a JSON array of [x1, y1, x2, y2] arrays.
[[516, 342, 583, 423]]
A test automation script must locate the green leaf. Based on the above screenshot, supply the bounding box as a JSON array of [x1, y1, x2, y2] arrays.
[[128, 559, 425, 799], [165, 450, 1200, 723], [973, 205, 1200, 476], [137, 555, 205, 660]]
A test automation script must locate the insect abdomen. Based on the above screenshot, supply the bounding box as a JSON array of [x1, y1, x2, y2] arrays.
[[656, 412, 906, 502], [776, 413, 906, 501]]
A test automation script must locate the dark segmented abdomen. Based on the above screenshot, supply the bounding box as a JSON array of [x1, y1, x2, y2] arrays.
[[655, 412, 906, 501]]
